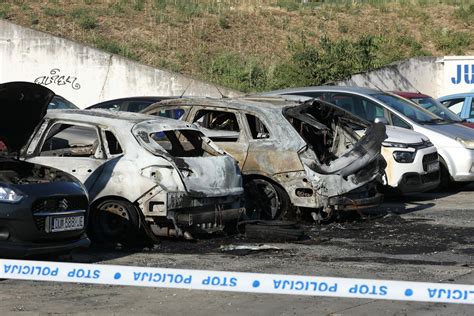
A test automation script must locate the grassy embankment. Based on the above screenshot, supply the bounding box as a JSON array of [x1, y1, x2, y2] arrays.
[[0, 0, 473, 92]]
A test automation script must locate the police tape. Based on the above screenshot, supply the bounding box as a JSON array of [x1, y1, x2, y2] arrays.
[[0, 258, 473, 304]]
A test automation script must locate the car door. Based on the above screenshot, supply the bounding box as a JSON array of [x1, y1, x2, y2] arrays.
[[462, 96, 474, 122], [26, 121, 108, 188], [188, 107, 249, 165]]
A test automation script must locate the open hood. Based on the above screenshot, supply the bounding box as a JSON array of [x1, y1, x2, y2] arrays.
[[0, 82, 55, 154]]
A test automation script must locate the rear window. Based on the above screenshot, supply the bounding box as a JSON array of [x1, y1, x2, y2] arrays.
[[150, 130, 209, 157]]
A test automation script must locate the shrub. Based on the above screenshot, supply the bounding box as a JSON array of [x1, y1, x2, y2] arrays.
[[434, 29, 471, 54], [0, 3, 11, 19], [218, 15, 230, 29], [79, 15, 98, 30]]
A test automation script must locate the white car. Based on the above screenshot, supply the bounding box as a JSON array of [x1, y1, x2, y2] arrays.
[[265, 91, 440, 193], [24, 108, 244, 243], [268, 86, 474, 187], [380, 126, 439, 193]]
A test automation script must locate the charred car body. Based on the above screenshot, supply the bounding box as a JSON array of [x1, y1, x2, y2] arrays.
[[24, 108, 244, 242], [141, 97, 387, 220], [0, 82, 90, 257]]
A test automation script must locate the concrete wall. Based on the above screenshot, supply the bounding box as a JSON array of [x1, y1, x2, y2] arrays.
[[337, 56, 474, 98], [0, 20, 241, 109]]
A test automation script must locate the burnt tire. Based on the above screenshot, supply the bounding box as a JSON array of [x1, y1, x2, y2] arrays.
[[243, 220, 305, 242], [244, 178, 291, 220], [89, 199, 140, 244]]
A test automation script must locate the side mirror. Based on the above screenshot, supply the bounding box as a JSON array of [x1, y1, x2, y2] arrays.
[[374, 117, 388, 125]]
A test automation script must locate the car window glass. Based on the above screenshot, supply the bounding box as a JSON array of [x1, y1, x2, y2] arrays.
[[325, 93, 384, 122], [373, 94, 437, 124], [411, 97, 461, 122], [105, 131, 123, 155], [469, 99, 474, 118], [193, 110, 240, 142], [40, 124, 102, 158], [441, 98, 464, 115], [150, 130, 205, 157], [390, 113, 411, 129], [126, 101, 154, 113], [48, 96, 78, 109], [246, 114, 270, 139], [152, 108, 186, 120]]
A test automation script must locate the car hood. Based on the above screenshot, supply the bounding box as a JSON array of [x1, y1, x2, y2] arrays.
[[422, 122, 474, 140], [385, 126, 428, 144], [462, 122, 474, 129], [0, 82, 55, 154]]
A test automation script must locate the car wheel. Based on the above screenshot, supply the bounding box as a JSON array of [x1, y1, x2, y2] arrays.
[[90, 199, 140, 243], [244, 179, 290, 220]]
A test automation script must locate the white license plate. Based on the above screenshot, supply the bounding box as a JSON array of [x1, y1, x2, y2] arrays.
[[49, 216, 85, 232], [427, 162, 439, 172]]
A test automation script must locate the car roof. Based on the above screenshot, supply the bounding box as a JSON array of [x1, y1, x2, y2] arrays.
[[153, 96, 298, 112], [438, 92, 474, 100], [87, 96, 176, 108], [45, 109, 197, 130], [263, 85, 383, 96], [392, 91, 430, 98]]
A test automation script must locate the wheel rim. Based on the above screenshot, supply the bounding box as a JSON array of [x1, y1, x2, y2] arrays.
[[96, 201, 134, 241], [244, 179, 281, 220]]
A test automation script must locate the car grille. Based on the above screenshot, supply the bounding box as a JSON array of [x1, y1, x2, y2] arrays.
[[422, 152, 438, 171], [32, 196, 88, 231]]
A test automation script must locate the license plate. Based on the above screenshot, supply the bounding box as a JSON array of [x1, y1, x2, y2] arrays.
[[427, 162, 439, 172], [49, 216, 85, 232]]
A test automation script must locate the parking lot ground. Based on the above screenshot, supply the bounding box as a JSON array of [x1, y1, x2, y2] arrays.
[[0, 184, 473, 315]]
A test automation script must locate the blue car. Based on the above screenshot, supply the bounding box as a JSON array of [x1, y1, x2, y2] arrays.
[[438, 93, 474, 122]]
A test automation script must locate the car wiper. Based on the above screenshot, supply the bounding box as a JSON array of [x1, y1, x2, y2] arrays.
[[423, 118, 447, 124]]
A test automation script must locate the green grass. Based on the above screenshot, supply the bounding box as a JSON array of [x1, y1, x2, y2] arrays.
[[0, 3, 11, 19], [434, 29, 472, 54]]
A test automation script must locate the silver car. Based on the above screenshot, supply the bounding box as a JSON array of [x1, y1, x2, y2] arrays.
[[268, 86, 474, 186], [142, 96, 387, 221], [24, 109, 244, 242]]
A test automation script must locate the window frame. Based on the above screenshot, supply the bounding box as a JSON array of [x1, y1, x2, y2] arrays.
[[190, 107, 248, 143], [36, 121, 106, 159], [100, 129, 124, 158]]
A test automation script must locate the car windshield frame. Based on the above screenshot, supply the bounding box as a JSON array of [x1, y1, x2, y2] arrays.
[[373, 93, 445, 124], [408, 96, 462, 122]]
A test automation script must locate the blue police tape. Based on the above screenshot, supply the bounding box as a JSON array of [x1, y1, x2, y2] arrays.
[[0, 258, 473, 304]]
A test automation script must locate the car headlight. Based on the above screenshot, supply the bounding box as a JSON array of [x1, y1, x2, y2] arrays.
[[392, 151, 415, 163], [0, 185, 23, 203], [456, 137, 474, 150], [382, 141, 408, 148]]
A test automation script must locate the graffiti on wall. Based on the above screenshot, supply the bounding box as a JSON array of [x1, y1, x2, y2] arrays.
[[34, 68, 81, 90]]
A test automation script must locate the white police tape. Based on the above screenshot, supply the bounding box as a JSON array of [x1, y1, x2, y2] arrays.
[[0, 258, 473, 304]]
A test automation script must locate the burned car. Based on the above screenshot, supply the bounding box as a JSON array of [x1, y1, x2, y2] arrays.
[[0, 82, 90, 257], [141, 97, 387, 221], [24, 108, 244, 242]]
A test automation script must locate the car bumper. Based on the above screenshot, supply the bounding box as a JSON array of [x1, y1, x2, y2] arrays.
[[0, 234, 90, 258], [396, 171, 440, 193], [439, 147, 474, 182], [328, 182, 383, 211], [383, 146, 440, 193]]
